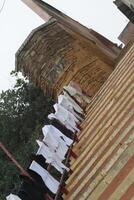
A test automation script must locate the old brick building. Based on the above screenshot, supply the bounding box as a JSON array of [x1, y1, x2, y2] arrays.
[[15, 0, 134, 199], [16, 0, 121, 98], [118, 22, 134, 45], [63, 40, 134, 200], [114, 0, 134, 45], [114, 0, 134, 23]]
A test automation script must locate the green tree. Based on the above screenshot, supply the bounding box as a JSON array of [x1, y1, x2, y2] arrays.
[[0, 72, 54, 199]]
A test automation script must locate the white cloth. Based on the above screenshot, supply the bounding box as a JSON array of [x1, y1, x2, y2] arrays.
[[63, 90, 83, 114], [29, 161, 60, 194], [58, 95, 83, 121], [54, 103, 80, 124], [55, 103, 80, 128], [42, 125, 73, 146], [42, 126, 68, 160], [6, 194, 22, 200], [64, 85, 81, 96], [36, 141, 69, 174], [69, 82, 91, 103], [64, 85, 91, 103], [53, 103, 80, 129], [69, 81, 83, 94], [48, 113, 79, 133], [49, 112, 77, 133], [36, 140, 43, 147]]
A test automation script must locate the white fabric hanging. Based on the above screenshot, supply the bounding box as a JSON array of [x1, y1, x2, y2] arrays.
[[58, 95, 83, 121], [36, 141, 69, 174], [54, 103, 80, 124], [53, 104, 80, 133], [69, 81, 83, 94], [48, 113, 79, 133], [42, 125, 73, 146], [63, 90, 83, 114], [37, 139, 65, 161], [68, 82, 91, 103], [64, 85, 80, 96], [36, 139, 43, 147], [64, 85, 82, 104], [53, 103, 80, 128], [64, 85, 91, 103], [48, 113, 73, 132], [29, 161, 60, 194], [42, 127, 68, 160], [6, 194, 22, 200]]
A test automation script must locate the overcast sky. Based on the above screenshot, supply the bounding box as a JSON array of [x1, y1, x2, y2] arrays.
[[0, 0, 129, 92]]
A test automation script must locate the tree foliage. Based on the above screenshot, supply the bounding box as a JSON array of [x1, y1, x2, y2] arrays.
[[0, 72, 54, 199]]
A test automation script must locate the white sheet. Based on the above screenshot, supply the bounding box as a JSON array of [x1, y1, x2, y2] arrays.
[[64, 85, 91, 103], [6, 194, 22, 200], [42, 129, 68, 160], [58, 95, 83, 121], [48, 113, 79, 133], [63, 90, 83, 113], [42, 125, 73, 146], [29, 161, 60, 194], [53, 104, 80, 131], [36, 141, 69, 174]]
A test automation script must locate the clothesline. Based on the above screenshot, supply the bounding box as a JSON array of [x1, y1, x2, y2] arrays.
[[54, 132, 77, 200]]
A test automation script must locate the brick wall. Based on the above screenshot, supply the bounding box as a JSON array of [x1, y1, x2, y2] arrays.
[[16, 19, 118, 98], [64, 41, 134, 200]]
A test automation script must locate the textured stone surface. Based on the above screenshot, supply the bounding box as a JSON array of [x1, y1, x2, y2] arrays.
[[64, 41, 134, 200], [16, 19, 118, 98]]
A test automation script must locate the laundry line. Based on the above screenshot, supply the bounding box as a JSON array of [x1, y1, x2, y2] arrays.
[[4, 81, 91, 200]]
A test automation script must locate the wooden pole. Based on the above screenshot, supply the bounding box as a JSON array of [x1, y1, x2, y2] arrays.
[[0, 142, 54, 200], [0, 142, 34, 181]]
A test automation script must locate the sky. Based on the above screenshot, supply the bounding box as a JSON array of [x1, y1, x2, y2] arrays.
[[0, 0, 129, 92]]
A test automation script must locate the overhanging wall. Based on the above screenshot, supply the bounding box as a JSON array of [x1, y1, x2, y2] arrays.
[[16, 19, 119, 98]]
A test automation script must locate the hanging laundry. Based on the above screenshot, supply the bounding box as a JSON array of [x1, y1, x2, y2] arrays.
[[42, 126, 68, 159], [6, 194, 22, 200], [36, 138, 67, 161], [36, 141, 69, 174], [29, 161, 60, 194], [48, 113, 79, 133], [53, 103, 79, 124], [49, 118, 74, 139], [29, 154, 49, 169], [64, 84, 91, 104], [30, 154, 61, 179], [63, 90, 83, 114], [42, 125, 73, 146], [51, 103, 80, 132], [69, 81, 82, 94], [63, 85, 82, 104], [58, 94, 84, 121]]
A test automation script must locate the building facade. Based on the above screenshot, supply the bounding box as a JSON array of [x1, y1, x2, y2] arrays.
[[114, 0, 134, 23], [118, 22, 134, 45], [63, 40, 134, 200], [15, 1, 134, 199], [16, 1, 120, 98]]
